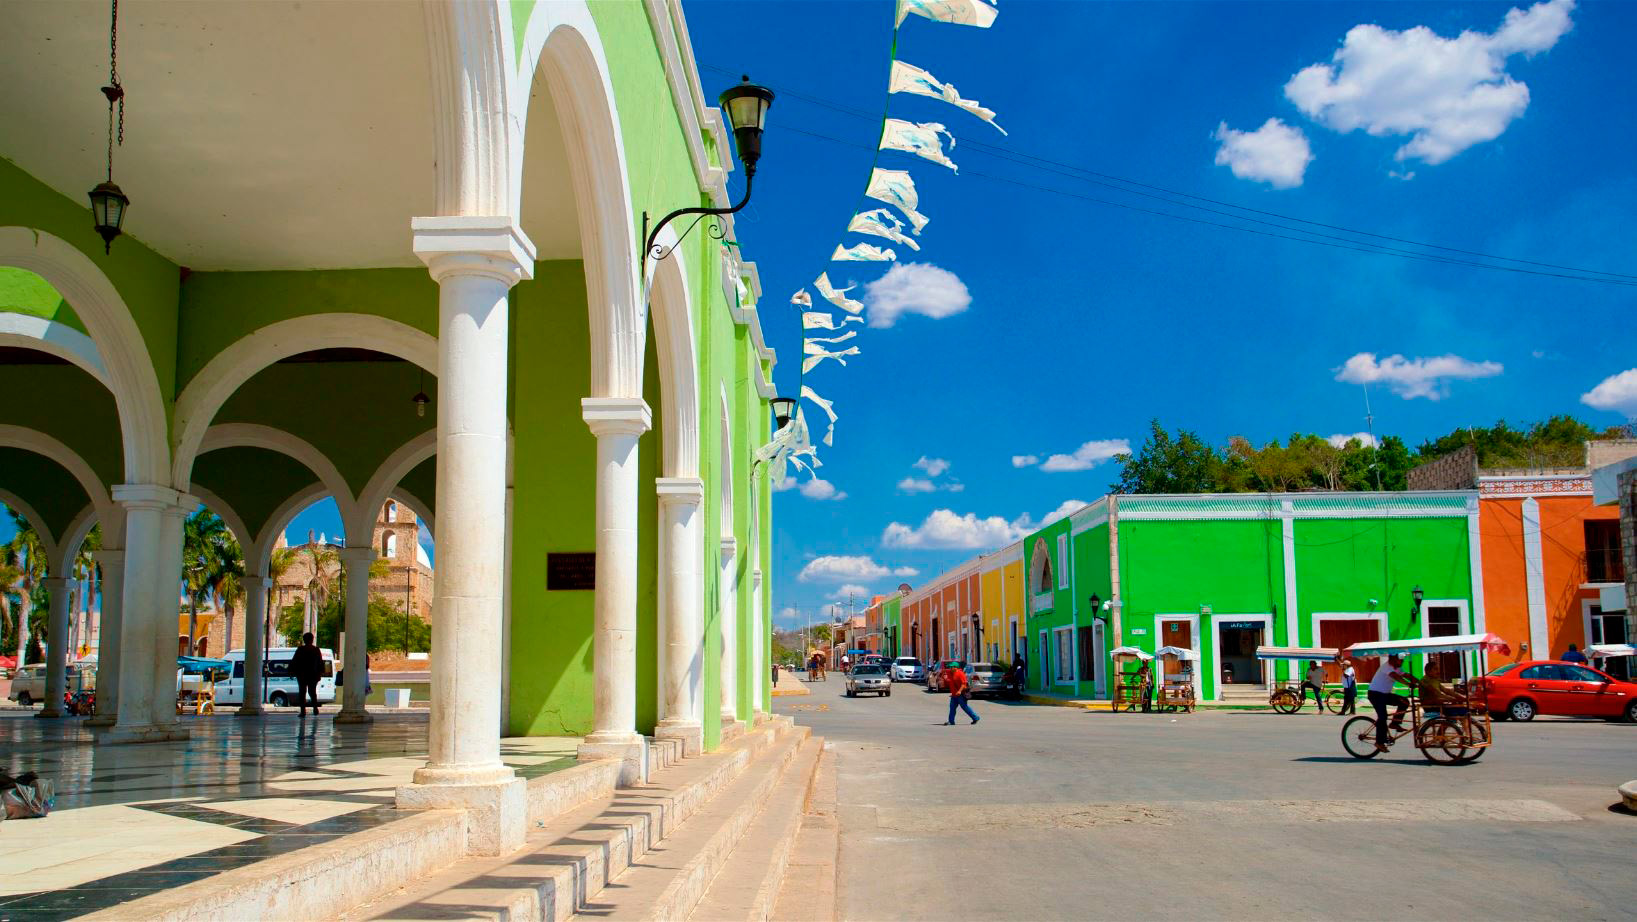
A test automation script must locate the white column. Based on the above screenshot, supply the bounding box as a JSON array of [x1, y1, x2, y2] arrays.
[[1280, 500, 1299, 683], [396, 216, 532, 857], [1522, 497, 1549, 657], [751, 568, 765, 715], [654, 477, 704, 756], [719, 537, 739, 728], [237, 576, 272, 716], [38, 577, 72, 718], [86, 550, 124, 726], [101, 485, 189, 743], [335, 546, 376, 723], [578, 397, 652, 783]]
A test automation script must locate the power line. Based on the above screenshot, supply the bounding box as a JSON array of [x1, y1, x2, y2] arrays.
[[711, 62, 1637, 286]]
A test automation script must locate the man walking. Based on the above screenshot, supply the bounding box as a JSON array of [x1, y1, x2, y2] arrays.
[[1339, 658, 1358, 714], [943, 661, 979, 726], [291, 632, 324, 718]]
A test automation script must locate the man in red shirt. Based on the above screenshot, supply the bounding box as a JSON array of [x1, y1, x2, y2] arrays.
[[943, 661, 980, 726]]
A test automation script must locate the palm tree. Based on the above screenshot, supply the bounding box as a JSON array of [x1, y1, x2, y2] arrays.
[[76, 525, 102, 658], [301, 541, 339, 636], [6, 514, 47, 665], [182, 510, 229, 654], [267, 546, 298, 650], [210, 536, 246, 653], [0, 562, 20, 658]]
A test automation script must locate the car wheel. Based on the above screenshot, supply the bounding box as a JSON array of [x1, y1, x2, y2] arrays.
[[270, 691, 288, 708], [16, 692, 31, 707], [1625, 699, 1637, 723], [885, 689, 892, 697], [1508, 698, 1536, 722]]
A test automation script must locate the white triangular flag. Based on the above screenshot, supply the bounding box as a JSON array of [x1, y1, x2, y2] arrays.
[[791, 289, 812, 307], [802, 342, 861, 373], [815, 273, 865, 314], [880, 119, 958, 172], [806, 331, 857, 346], [897, 0, 998, 28], [803, 311, 841, 331], [888, 61, 1006, 135], [847, 209, 921, 251], [801, 385, 839, 447], [865, 169, 929, 234], [832, 243, 896, 262]]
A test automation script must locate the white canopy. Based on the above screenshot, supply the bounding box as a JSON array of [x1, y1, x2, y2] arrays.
[[1587, 643, 1635, 659], [1110, 645, 1153, 662], [1255, 645, 1339, 662], [1346, 633, 1511, 658], [1154, 645, 1198, 661]]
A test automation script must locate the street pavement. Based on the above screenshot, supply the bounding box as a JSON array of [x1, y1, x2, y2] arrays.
[[777, 678, 1637, 921]]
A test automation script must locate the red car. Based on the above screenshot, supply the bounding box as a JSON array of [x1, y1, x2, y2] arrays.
[[1479, 660, 1637, 722]]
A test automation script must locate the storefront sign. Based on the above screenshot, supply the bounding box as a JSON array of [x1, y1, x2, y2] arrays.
[[1129, 628, 1147, 635], [547, 553, 596, 590], [1221, 620, 1263, 630]]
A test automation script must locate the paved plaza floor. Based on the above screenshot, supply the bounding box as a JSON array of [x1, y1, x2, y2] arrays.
[[0, 711, 578, 920], [783, 681, 1637, 921]]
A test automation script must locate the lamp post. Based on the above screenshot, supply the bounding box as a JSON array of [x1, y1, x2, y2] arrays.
[[640, 77, 774, 280], [769, 396, 797, 432], [1411, 585, 1424, 625]]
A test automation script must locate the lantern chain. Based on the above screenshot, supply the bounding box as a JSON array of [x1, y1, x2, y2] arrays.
[[104, 0, 125, 181]]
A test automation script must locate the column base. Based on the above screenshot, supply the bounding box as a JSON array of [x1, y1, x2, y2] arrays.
[[94, 723, 191, 744], [653, 720, 703, 758], [235, 705, 265, 717], [35, 708, 63, 719], [396, 776, 527, 857], [333, 708, 375, 725], [719, 714, 746, 743], [84, 714, 116, 727], [578, 733, 649, 786], [753, 711, 772, 727]]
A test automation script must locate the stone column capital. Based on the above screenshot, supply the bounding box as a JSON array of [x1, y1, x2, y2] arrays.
[[338, 546, 378, 565], [752, 569, 763, 588], [41, 576, 72, 591], [242, 575, 274, 590], [112, 483, 187, 512], [655, 477, 705, 506], [90, 549, 125, 567], [581, 397, 652, 438], [720, 536, 738, 559], [411, 216, 536, 286]]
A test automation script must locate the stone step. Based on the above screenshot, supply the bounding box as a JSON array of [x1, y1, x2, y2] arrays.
[[688, 738, 824, 922], [564, 726, 813, 922], [346, 717, 800, 922], [770, 746, 838, 922]]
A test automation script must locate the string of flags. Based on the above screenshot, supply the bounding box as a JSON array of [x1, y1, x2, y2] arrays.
[[759, 0, 1001, 483]]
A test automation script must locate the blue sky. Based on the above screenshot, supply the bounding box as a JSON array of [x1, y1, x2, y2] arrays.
[[682, 0, 1637, 626]]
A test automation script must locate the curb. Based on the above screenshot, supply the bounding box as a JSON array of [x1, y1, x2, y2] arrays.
[[1620, 780, 1637, 812]]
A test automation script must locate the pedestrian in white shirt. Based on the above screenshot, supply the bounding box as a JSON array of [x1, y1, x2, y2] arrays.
[[1301, 661, 1327, 713], [1339, 659, 1358, 714], [1367, 654, 1413, 752]]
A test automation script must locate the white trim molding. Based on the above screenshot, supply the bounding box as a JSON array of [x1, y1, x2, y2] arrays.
[[1204, 612, 1273, 699]]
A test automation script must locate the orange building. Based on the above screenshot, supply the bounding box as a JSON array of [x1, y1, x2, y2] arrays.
[[1478, 471, 1626, 670], [901, 561, 981, 664]]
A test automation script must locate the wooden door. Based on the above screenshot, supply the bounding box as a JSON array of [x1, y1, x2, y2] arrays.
[[1161, 620, 1191, 679], [1319, 620, 1381, 683], [1426, 606, 1462, 678]]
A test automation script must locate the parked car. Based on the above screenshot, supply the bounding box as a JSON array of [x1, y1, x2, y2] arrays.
[[845, 664, 891, 697], [966, 662, 1016, 699], [1480, 660, 1637, 722], [7, 662, 95, 707], [925, 660, 966, 693], [890, 656, 924, 683], [214, 647, 337, 707]]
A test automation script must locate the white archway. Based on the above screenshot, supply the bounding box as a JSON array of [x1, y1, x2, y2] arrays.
[[352, 428, 436, 540], [513, 3, 641, 400], [389, 486, 435, 539], [170, 313, 437, 489], [648, 224, 700, 479], [188, 486, 254, 558], [251, 482, 331, 577], [0, 228, 169, 485], [0, 488, 60, 575], [0, 425, 120, 539], [189, 422, 360, 529], [0, 314, 110, 387]]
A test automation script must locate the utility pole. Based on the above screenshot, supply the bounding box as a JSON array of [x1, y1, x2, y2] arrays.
[[1362, 383, 1383, 491]]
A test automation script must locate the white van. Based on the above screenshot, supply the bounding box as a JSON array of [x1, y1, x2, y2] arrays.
[[215, 647, 336, 708]]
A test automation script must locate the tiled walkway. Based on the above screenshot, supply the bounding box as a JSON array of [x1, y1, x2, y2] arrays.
[[0, 711, 579, 920]]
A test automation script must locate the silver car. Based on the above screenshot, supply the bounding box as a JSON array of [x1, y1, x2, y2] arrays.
[[966, 662, 1011, 699], [845, 664, 892, 697], [890, 656, 924, 683]]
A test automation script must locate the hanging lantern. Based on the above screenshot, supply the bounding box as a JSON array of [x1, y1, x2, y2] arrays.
[[769, 396, 797, 430], [89, 1, 127, 254]]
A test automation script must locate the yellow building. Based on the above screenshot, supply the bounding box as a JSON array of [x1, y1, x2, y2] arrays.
[[979, 541, 1024, 663]]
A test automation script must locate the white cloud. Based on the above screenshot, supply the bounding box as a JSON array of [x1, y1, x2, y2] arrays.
[[1284, 0, 1575, 165], [775, 606, 806, 628], [882, 509, 1027, 550], [945, 482, 965, 493], [1011, 454, 1039, 468], [799, 555, 918, 583], [1334, 352, 1503, 400], [1035, 499, 1087, 527], [1581, 368, 1637, 417], [779, 475, 846, 500], [897, 477, 937, 494], [1213, 119, 1313, 189], [829, 584, 873, 602], [864, 263, 972, 328], [1326, 431, 1379, 448], [1039, 439, 1132, 472], [913, 456, 951, 478]]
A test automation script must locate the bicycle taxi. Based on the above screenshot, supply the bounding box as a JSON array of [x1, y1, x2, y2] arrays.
[[1255, 646, 1343, 714], [1110, 646, 1153, 712], [1339, 633, 1510, 764], [1153, 645, 1197, 713], [177, 656, 231, 715]]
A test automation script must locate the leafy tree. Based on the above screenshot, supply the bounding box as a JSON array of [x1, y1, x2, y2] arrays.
[[277, 596, 429, 653], [1416, 416, 1607, 469], [182, 510, 234, 653], [1112, 420, 1225, 494], [5, 513, 47, 664]]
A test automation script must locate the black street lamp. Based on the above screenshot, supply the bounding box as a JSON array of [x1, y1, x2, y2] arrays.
[[1411, 585, 1424, 625], [89, 0, 129, 253], [640, 77, 774, 279], [769, 396, 797, 431]]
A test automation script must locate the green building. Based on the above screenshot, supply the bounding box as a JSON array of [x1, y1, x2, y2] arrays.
[[1023, 492, 1483, 701]]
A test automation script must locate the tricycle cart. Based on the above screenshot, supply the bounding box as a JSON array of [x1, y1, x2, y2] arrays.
[[1338, 633, 1510, 764], [1255, 646, 1344, 713], [1153, 645, 1197, 712], [177, 656, 230, 715], [1110, 646, 1153, 712]]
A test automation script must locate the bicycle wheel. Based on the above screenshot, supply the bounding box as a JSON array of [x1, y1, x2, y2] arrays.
[[1341, 716, 1381, 759], [1271, 690, 1298, 714], [1455, 719, 1489, 763], [1418, 718, 1465, 764], [1324, 691, 1347, 714]]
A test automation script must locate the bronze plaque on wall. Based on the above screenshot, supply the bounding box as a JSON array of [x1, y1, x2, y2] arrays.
[[547, 553, 596, 590]]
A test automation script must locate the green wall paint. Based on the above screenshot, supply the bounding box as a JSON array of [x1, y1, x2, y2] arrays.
[[0, 156, 181, 405], [0, 268, 86, 333], [0, 366, 123, 488], [193, 447, 326, 542], [177, 269, 436, 394], [0, 447, 92, 545], [510, 0, 536, 62]]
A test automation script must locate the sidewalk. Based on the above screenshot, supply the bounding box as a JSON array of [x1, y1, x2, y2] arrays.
[[771, 669, 812, 697], [1023, 692, 1271, 712]]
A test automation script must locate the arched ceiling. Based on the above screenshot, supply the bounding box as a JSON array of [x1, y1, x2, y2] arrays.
[[0, 359, 122, 487], [0, 447, 90, 543], [191, 445, 321, 545]]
